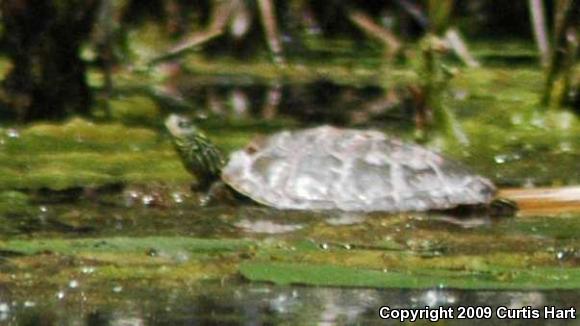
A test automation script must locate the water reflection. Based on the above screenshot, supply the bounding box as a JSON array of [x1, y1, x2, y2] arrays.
[[5, 200, 507, 239], [1, 283, 578, 325], [176, 79, 408, 127], [235, 219, 304, 234], [325, 213, 368, 226]]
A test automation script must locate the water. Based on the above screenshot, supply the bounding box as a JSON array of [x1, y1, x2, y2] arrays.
[[1, 283, 578, 325], [0, 46, 579, 324]]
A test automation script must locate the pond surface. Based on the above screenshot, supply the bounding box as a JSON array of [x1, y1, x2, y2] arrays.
[[1, 197, 579, 324], [0, 44, 579, 324], [2, 283, 580, 325]]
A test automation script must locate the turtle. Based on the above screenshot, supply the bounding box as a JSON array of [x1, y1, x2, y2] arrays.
[[165, 114, 509, 213]]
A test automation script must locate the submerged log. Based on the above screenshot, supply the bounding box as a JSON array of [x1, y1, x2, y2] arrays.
[[499, 186, 580, 216]]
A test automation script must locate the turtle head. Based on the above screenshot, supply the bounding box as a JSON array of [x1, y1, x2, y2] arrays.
[[165, 114, 224, 190], [165, 114, 198, 139]]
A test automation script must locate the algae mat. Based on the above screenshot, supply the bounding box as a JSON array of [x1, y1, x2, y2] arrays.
[[1, 233, 579, 290]]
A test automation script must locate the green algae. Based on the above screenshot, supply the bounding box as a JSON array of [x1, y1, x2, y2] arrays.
[[182, 57, 414, 86], [0, 237, 254, 255], [240, 262, 580, 290], [0, 237, 255, 287], [0, 118, 190, 190], [108, 95, 161, 126], [0, 190, 29, 212], [0, 219, 577, 291]]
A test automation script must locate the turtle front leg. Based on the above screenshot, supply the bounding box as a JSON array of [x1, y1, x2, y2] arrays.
[[198, 180, 238, 206], [190, 174, 218, 193]]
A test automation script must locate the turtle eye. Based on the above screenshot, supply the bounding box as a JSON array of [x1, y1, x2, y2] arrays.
[[177, 119, 191, 128]]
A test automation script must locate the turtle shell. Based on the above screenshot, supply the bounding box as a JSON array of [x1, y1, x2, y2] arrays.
[[221, 126, 495, 212]]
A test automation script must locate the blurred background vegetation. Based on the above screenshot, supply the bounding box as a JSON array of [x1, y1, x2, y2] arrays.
[[0, 0, 577, 122]]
